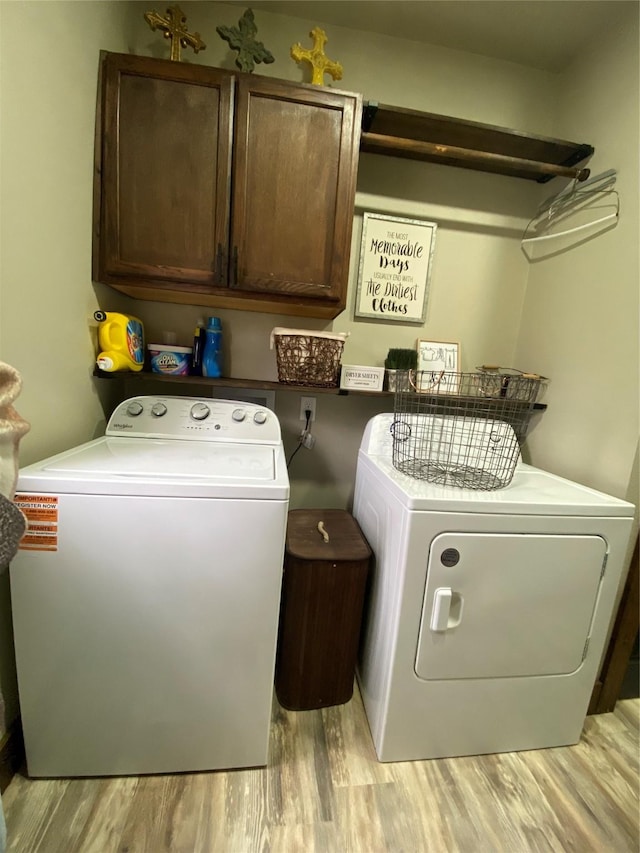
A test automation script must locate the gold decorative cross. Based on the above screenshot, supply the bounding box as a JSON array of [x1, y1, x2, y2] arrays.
[[143, 5, 206, 62], [291, 27, 343, 86]]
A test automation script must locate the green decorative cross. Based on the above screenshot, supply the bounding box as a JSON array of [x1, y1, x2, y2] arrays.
[[143, 5, 206, 62], [216, 9, 274, 73]]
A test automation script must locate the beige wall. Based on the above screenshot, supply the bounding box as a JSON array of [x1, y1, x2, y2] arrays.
[[0, 1, 141, 464], [0, 1, 637, 729], [514, 3, 639, 503], [0, 0, 139, 733]]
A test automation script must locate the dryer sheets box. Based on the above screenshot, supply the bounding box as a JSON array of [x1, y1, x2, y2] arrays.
[[340, 365, 385, 391]]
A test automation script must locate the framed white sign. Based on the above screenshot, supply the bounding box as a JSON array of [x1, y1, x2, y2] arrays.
[[417, 339, 460, 392], [355, 213, 437, 322]]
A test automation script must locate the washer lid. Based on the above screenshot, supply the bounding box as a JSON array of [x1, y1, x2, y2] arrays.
[[17, 437, 289, 499]]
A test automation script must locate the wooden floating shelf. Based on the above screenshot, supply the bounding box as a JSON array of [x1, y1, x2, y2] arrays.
[[94, 368, 387, 397], [361, 102, 594, 183], [93, 369, 547, 408]]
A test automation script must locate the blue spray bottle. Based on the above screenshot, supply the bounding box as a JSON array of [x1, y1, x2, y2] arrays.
[[202, 317, 222, 378]]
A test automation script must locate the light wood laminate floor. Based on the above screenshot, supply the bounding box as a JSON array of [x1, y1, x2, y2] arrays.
[[3, 687, 638, 853]]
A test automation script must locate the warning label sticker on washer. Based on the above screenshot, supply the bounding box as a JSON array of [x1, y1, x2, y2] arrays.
[[15, 495, 59, 551]]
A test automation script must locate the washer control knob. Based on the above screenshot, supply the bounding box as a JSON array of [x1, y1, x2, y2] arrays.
[[126, 401, 143, 417], [151, 402, 167, 418], [232, 408, 246, 422], [190, 403, 210, 421], [253, 410, 268, 425]]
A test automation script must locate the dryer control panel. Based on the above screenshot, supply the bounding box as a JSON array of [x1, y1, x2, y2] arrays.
[[106, 396, 281, 444]]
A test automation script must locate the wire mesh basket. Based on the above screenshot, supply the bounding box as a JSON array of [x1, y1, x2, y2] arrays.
[[391, 368, 548, 490], [270, 328, 348, 388]]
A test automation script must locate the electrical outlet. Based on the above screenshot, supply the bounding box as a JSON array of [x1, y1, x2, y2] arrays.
[[299, 396, 316, 422]]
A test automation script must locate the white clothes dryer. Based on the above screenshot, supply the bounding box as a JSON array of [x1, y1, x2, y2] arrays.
[[10, 396, 289, 777], [353, 414, 634, 762]]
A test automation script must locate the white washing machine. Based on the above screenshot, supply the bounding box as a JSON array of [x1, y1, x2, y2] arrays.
[[353, 414, 635, 762], [10, 396, 289, 777]]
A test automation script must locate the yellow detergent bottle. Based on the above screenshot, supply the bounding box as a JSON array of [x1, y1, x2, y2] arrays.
[[94, 311, 145, 372]]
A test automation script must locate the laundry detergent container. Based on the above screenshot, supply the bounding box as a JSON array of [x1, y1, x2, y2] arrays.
[[275, 509, 371, 710]]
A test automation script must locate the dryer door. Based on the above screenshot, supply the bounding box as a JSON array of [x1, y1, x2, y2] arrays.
[[415, 532, 606, 680]]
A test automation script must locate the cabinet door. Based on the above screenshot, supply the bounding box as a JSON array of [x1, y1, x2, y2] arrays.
[[97, 53, 233, 289], [231, 77, 362, 309]]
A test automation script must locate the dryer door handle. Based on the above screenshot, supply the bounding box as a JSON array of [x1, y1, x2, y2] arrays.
[[430, 588, 453, 631]]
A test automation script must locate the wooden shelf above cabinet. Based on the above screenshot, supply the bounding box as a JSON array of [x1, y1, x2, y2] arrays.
[[361, 102, 594, 183]]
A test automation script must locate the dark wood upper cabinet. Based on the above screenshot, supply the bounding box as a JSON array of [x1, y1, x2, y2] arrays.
[[93, 52, 362, 319]]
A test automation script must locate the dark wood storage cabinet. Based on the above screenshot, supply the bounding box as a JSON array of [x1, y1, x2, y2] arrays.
[[93, 52, 362, 319]]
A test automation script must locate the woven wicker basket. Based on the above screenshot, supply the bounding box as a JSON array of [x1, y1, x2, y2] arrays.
[[270, 328, 348, 387]]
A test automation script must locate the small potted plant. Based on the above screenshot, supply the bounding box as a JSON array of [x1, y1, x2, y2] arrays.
[[384, 348, 417, 391]]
